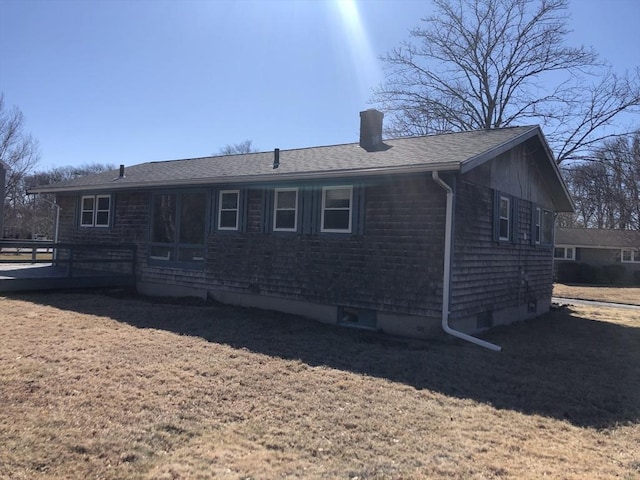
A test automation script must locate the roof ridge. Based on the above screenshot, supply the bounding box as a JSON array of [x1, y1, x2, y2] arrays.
[[142, 125, 540, 166]]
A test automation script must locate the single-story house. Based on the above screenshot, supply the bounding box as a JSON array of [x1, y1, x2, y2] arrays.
[[555, 227, 640, 285], [30, 110, 574, 348]]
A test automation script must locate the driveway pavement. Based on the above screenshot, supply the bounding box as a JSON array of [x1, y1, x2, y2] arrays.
[[552, 297, 640, 310]]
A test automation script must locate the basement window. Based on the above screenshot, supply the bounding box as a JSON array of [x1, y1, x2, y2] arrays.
[[337, 306, 377, 330]]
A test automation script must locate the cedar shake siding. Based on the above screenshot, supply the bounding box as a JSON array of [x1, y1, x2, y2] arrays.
[[204, 175, 445, 319], [54, 175, 449, 337], [31, 120, 574, 340], [450, 180, 554, 331]]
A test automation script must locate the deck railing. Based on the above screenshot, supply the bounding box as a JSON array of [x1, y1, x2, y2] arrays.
[[0, 241, 137, 279]]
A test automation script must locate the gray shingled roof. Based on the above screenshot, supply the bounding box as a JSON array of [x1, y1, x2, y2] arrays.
[[556, 228, 640, 248], [30, 125, 576, 213], [30, 126, 543, 193]]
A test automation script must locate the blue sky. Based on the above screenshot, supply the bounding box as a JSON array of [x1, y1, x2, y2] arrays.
[[1, 0, 639, 170]]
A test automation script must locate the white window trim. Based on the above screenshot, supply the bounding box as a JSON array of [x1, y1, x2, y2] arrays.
[[554, 246, 575, 261], [621, 249, 640, 263], [273, 188, 298, 232], [321, 185, 353, 233], [80, 196, 94, 227], [95, 195, 111, 227], [499, 195, 510, 241], [80, 194, 111, 227], [218, 190, 240, 231]]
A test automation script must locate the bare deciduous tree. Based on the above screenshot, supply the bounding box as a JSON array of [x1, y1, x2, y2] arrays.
[[0, 94, 41, 237], [22, 163, 116, 239], [218, 140, 257, 156], [562, 131, 640, 230], [373, 0, 640, 164]]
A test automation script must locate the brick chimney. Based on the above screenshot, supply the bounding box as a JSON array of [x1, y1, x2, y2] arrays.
[[359, 109, 384, 152]]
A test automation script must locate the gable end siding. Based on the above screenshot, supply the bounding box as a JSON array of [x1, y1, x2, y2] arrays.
[[450, 180, 553, 325]]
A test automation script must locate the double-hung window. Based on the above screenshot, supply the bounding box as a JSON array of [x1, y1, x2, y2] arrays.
[[321, 186, 353, 233], [534, 206, 554, 246], [622, 249, 640, 263], [273, 188, 298, 232], [80, 195, 111, 227], [218, 190, 240, 230], [498, 195, 511, 241], [150, 191, 207, 264], [554, 247, 575, 260]]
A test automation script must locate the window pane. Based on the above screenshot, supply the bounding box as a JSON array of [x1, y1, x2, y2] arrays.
[[150, 246, 172, 260], [499, 198, 509, 218], [82, 197, 94, 210], [325, 188, 351, 208], [567, 248, 574, 259], [81, 211, 94, 226], [97, 196, 110, 210], [499, 218, 509, 240], [95, 211, 109, 226], [276, 190, 296, 209], [221, 192, 238, 209], [275, 210, 296, 230], [179, 193, 206, 244], [178, 247, 204, 262], [623, 250, 632, 262], [323, 210, 350, 230], [220, 210, 238, 229], [152, 194, 176, 243]]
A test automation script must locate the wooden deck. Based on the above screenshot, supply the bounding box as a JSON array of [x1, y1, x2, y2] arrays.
[[0, 264, 135, 292], [0, 241, 136, 292]]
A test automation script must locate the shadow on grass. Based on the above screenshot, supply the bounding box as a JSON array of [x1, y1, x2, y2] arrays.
[[12, 289, 640, 430]]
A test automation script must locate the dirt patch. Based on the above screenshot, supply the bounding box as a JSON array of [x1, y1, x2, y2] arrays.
[[0, 291, 638, 479]]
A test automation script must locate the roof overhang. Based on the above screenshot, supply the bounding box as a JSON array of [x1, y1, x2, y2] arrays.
[[28, 162, 461, 194]]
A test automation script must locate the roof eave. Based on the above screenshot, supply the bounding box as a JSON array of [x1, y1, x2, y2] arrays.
[[28, 162, 462, 194]]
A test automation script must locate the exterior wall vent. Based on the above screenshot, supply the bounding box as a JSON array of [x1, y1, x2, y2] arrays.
[[476, 310, 494, 330], [337, 306, 377, 330]]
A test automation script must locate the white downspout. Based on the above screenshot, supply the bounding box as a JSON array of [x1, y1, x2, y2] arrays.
[[431, 171, 502, 352]]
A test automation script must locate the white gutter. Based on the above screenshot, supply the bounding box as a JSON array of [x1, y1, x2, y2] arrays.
[[431, 171, 502, 352]]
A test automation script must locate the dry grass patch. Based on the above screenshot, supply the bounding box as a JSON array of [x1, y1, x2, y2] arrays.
[[554, 283, 640, 305], [0, 291, 638, 479]]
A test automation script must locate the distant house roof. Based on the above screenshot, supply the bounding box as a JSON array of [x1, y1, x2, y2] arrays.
[[29, 125, 573, 211], [556, 228, 640, 249]]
